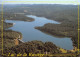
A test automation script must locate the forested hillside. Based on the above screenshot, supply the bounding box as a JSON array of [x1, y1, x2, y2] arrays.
[[0, 4, 80, 57]]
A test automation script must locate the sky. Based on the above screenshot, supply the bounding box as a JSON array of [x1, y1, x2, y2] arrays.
[[0, 0, 80, 5]]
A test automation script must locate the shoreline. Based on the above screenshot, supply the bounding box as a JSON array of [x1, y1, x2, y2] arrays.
[[14, 32, 78, 53], [15, 38, 78, 53], [5, 15, 78, 53]]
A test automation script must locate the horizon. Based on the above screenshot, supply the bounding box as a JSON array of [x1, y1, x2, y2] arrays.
[[0, 0, 80, 5], [0, 3, 80, 5]]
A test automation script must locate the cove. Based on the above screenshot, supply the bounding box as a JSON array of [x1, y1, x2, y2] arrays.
[[5, 15, 73, 50]]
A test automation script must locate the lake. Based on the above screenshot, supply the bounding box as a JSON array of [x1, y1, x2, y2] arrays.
[[5, 15, 73, 50]]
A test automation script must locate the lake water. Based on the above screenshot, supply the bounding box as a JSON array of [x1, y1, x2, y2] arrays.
[[5, 15, 73, 50]]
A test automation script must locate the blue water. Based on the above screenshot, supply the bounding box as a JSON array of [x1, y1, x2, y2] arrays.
[[5, 15, 73, 50]]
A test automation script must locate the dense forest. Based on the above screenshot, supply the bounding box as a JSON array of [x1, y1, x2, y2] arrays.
[[0, 4, 80, 57]]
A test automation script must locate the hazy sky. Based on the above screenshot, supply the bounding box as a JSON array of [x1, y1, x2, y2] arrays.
[[0, 0, 80, 5]]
